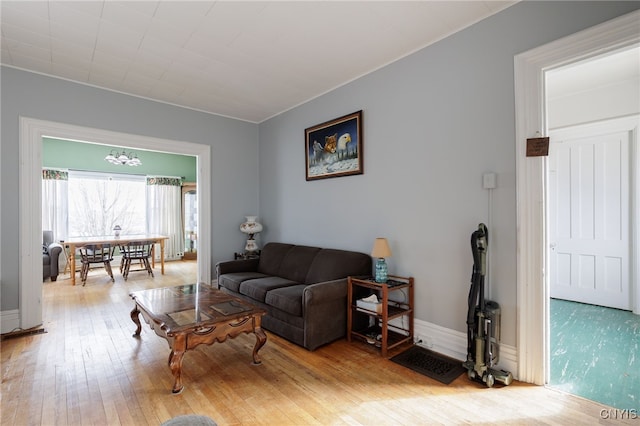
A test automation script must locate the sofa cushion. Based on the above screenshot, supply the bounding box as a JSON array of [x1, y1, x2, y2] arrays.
[[257, 243, 295, 276], [239, 276, 299, 303], [278, 245, 321, 283], [305, 248, 372, 284], [265, 285, 306, 317], [218, 272, 268, 293], [222, 287, 305, 330]]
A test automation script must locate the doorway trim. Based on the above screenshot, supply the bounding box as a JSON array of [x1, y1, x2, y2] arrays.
[[19, 117, 211, 330], [514, 10, 640, 385]]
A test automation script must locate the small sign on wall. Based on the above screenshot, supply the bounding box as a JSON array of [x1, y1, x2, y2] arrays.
[[526, 137, 550, 157]]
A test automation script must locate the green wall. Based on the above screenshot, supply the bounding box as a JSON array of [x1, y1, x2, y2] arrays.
[[42, 137, 197, 181]]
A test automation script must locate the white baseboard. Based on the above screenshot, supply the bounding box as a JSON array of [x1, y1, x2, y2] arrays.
[[1, 309, 20, 334], [410, 318, 518, 380]]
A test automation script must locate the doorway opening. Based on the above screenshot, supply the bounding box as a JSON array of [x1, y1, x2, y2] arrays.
[[41, 137, 198, 265], [19, 118, 211, 331], [544, 49, 639, 408], [514, 10, 640, 387]]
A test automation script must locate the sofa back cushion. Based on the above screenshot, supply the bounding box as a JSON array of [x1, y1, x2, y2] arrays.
[[305, 248, 372, 284], [257, 243, 295, 276], [278, 245, 321, 283], [257, 242, 372, 285]]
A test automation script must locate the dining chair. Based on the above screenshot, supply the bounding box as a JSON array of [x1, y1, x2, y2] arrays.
[[78, 244, 115, 286], [120, 241, 154, 281]]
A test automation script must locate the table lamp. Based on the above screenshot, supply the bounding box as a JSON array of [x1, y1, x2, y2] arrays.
[[240, 215, 263, 253], [371, 238, 392, 283]]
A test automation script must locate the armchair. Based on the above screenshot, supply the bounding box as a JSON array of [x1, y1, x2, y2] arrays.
[[43, 230, 63, 281]]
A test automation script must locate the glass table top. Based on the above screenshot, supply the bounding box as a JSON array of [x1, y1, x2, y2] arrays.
[[130, 283, 264, 332]]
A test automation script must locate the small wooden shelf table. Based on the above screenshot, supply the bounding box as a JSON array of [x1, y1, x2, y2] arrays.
[[347, 275, 414, 357]]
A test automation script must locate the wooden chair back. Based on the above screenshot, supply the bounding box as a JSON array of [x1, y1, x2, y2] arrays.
[[121, 241, 153, 259], [79, 244, 113, 264]]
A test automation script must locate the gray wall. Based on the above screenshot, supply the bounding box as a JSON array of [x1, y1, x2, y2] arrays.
[[257, 1, 640, 346], [1, 67, 259, 311]]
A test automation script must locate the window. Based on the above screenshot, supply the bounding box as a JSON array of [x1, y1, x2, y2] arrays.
[[67, 171, 146, 237]]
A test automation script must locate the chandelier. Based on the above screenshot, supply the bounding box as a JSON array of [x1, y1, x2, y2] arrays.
[[104, 149, 142, 166]]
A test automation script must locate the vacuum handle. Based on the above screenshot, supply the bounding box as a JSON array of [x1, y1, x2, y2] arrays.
[[471, 223, 488, 276]]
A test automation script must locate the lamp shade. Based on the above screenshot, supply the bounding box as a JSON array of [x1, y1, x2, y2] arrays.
[[240, 216, 263, 235], [371, 238, 392, 258]]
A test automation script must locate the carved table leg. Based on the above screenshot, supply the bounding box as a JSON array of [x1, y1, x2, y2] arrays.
[[168, 335, 187, 394], [131, 305, 142, 337], [252, 326, 267, 365]]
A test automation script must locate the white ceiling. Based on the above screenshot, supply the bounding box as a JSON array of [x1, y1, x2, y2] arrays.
[[546, 46, 640, 100], [1, 1, 517, 123]]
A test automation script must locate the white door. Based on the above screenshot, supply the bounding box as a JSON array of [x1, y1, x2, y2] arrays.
[[549, 120, 631, 310]]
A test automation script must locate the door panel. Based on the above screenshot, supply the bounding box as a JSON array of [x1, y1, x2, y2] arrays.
[[549, 125, 630, 310], [181, 184, 197, 261]]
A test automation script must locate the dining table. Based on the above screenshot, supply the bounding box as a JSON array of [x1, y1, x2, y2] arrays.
[[64, 234, 169, 286]]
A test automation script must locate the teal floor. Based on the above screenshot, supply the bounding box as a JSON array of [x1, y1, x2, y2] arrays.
[[549, 298, 640, 410]]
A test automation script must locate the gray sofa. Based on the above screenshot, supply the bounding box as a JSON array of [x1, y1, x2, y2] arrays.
[[43, 230, 63, 281], [216, 242, 372, 350]]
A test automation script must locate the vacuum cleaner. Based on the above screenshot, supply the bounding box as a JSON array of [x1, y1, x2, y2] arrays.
[[463, 223, 513, 388]]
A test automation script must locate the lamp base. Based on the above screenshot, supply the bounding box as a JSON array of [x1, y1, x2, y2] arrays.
[[375, 258, 388, 283], [245, 238, 259, 252]]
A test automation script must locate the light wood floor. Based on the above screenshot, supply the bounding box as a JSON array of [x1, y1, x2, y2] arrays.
[[1, 260, 633, 425]]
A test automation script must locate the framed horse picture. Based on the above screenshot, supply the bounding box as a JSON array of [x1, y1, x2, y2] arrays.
[[305, 110, 363, 181]]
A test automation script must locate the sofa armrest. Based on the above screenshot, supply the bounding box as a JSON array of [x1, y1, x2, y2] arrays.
[[301, 278, 349, 350], [216, 258, 259, 278], [47, 243, 63, 276], [303, 274, 371, 305], [303, 278, 348, 305]]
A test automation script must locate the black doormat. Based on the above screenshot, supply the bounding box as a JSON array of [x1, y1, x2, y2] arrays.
[[390, 345, 465, 385]]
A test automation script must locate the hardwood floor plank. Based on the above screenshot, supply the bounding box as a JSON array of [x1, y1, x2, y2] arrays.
[[2, 260, 636, 425]]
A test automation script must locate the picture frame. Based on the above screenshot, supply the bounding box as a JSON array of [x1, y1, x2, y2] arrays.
[[305, 110, 363, 181]]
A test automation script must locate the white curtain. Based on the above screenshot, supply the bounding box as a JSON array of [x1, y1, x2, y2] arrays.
[[146, 176, 184, 260], [42, 169, 68, 242]]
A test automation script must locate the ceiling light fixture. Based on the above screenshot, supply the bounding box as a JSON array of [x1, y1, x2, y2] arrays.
[[105, 149, 142, 166]]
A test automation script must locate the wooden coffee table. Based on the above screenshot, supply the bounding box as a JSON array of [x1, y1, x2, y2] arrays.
[[130, 283, 267, 394]]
